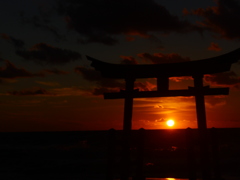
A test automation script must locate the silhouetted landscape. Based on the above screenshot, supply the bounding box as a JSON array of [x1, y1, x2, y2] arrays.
[[0, 128, 239, 180]]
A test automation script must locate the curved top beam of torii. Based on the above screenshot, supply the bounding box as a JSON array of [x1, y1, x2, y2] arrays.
[[86, 48, 240, 79]]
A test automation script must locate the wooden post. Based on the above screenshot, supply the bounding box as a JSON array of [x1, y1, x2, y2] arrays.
[[107, 128, 116, 180], [123, 78, 135, 132], [121, 78, 135, 180], [193, 75, 210, 180], [157, 76, 169, 91], [186, 127, 197, 180]]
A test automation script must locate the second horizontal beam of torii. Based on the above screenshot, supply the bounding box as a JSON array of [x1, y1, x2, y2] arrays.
[[104, 86, 229, 99]]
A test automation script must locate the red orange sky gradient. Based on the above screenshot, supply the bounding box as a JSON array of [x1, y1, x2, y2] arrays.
[[1, 0, 240, 131]]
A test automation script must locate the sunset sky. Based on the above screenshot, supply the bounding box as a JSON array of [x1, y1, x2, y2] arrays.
[[1, 0, 240, 132]]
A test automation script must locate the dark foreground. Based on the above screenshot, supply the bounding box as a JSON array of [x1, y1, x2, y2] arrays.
[[0, 128, 239, 180]]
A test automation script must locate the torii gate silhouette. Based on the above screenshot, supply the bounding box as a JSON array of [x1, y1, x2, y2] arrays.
[[87, 48, 240, 180]]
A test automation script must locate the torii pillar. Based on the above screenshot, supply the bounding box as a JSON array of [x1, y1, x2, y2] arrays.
[[193, 74, 210, 180], [121, 78, 135, 180]]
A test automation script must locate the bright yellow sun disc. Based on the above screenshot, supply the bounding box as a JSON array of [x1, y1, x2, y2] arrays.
[[166, 119, 175, 127]]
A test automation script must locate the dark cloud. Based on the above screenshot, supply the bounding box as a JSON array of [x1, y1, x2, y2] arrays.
[[75, 66, 155, 95], [0, 33, 25, 48], [169, 76, 193, 82], [20, 4, 66, 41], [120, 56, 138, 64], [204, 71, 240, 88], [75, 66, 124, 88], [205, 96, 226, 107], [44, 68, 69, 75], [0, 78, 17, 85], [0, 60, 43, 79], [75, 66, 102, 81], [135, 81, 155, 91], [125, 36, 135, 42], [8, 88, 51, 96], [155, 118, 165, 122], [16, 43, 81, 65], [208, 42, 222, 51], [184, 0, 240, 40], [0, 54, 3, 62], [57, 0, 199, 45], [36, 81, 60, 87], [138, 52, 190, 64], [92, 87, 120, 96]]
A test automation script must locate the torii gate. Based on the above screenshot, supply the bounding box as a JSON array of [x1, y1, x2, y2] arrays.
[[87, 48, 240, 180]]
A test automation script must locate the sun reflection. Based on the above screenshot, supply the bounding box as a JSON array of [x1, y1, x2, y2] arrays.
[[141, 177, 185, 180]]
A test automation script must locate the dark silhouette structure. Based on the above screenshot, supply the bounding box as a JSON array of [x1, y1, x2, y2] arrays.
[[87, 48, 240, 180]]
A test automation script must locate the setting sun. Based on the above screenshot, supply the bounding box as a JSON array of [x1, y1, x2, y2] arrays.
[[166, 119, 175, 127]]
